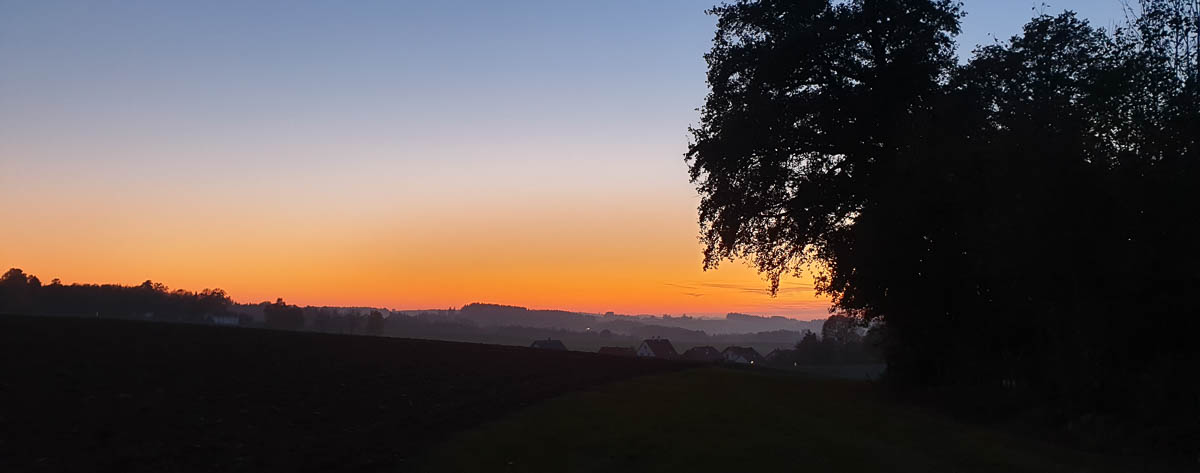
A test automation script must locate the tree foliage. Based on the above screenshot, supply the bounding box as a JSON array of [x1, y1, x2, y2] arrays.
[[689, 0, 1199, 455], [820, 313, 862, 344], [365, 310, 385, 336], [773, 325, 878, 365], [0, 268, 233, 322], [264, 298, 305, 330]]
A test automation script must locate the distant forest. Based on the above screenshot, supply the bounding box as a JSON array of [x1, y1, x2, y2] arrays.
[[0, 269, 874, 363], [0, 268, 232, 323]]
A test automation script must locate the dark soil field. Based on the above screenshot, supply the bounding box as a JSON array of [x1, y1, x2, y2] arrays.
[[0, 315, 686, 472]]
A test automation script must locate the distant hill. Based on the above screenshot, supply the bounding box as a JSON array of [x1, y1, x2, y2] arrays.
[[456, 303, 596, 331], [407, 304, 824, 354], [627, 312, 823, 335], [226, 302, 825, 354], [438, 303, 822, 335]]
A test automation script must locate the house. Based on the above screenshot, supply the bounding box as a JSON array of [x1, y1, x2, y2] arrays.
[[636, 338, 678, 359], [597, 346, 636, 357], [681, 346, 723, 362], [722, 346, 765, 365], [530, 339, 567, 351]]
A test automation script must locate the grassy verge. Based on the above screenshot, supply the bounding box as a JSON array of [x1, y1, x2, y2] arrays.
[[425, 367, 1156, 472]]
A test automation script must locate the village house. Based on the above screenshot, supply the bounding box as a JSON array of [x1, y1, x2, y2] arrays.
[[681, 346, 723, 362], [530, 339, 567, 351], [597, 346, 636, 357], [722, 346, 765, 365], [636, 338, 678, 359]]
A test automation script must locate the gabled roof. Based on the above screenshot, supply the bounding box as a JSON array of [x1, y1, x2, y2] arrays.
[[765, 348, 793, 360], [530, 339, 567, 351], [682, 345, 722, 361], [639, 339, 678, 358], [722, 346, 765, 363], [597, 346, 636, 357]]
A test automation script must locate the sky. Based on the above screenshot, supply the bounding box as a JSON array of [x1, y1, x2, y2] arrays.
[[0, 0, 1127, 318]]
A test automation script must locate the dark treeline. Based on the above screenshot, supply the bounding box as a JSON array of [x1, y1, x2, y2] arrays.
[[0, 268, 235, 323], [689, 0, 1198, 457], [769, 313, 881, 366]]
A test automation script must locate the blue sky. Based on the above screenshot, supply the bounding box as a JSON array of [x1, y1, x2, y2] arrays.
[[0, 0, 1130, 150], [0, 0, 1130, 163]]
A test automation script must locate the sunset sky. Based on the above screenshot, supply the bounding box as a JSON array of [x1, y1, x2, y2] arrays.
[[1, 0, 1125, 318]]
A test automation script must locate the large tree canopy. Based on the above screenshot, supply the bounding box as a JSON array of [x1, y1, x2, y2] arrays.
[[689, 0, 1198, 455], [689, 0, 962, 294]]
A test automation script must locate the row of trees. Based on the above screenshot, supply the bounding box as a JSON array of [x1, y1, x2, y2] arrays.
[[0, 268, 232, 322], [689, 0, 1197, 456], [296, 305, 385, 335], [767, 313, 881, 365], [0, 269, 391, 336]]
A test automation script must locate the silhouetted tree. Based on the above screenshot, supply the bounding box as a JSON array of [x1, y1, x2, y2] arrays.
[[313, 308, 337, 332], [821, 313, 862, 345], [0, 268, 38, 313], [264, 298, 305, 330], [365, 310, 385, 336], [793, 330, 829, 364], [690, 0, 1199, 456]]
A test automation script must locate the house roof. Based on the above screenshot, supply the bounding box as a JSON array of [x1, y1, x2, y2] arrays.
[[722, 346, 765, 363], [640, 339, 678, 358], [530, 339, 567, 351], [765, 348, 792, 360], [682, 346, 722, 361], [597, 346, 636, 357]]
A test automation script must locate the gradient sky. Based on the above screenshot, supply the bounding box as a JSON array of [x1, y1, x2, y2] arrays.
[[0, 0, 1126, 318]]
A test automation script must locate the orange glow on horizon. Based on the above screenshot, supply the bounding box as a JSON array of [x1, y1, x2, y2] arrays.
[[1, 183, 830, 319]]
